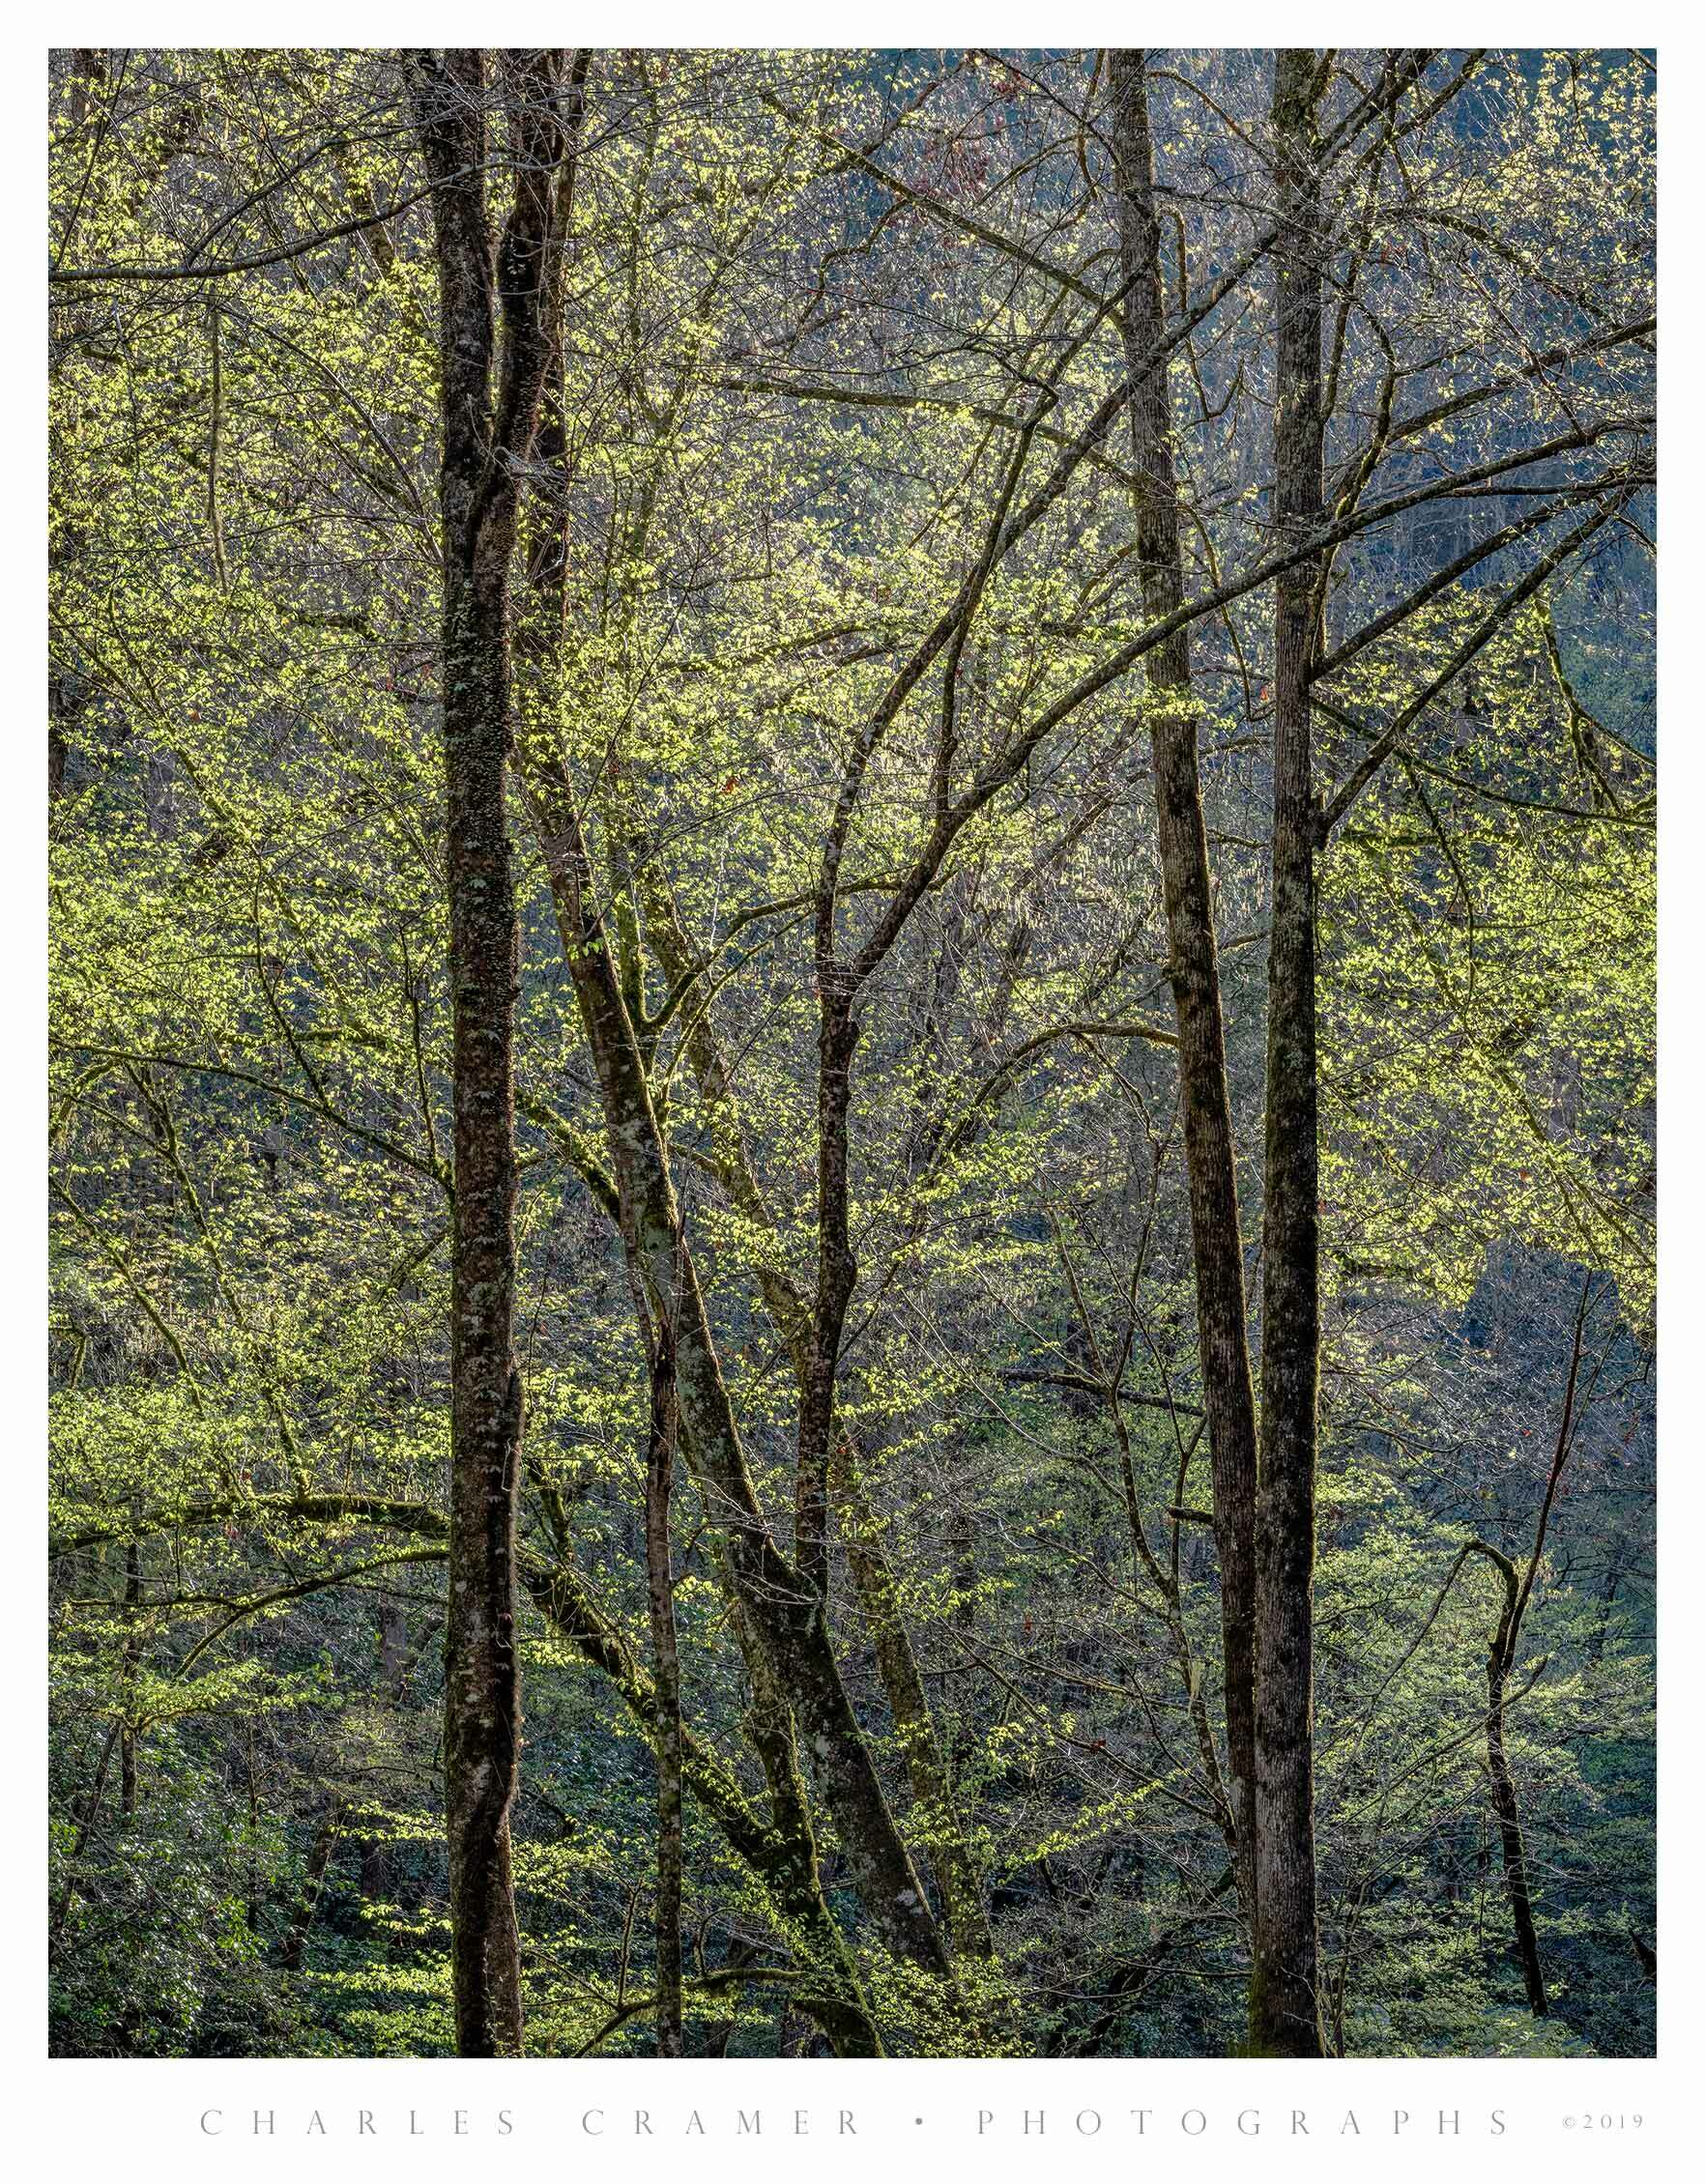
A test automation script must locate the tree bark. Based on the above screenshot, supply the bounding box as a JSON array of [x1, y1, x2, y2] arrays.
[[797, 995, 859, 1596], [414, 44, 573, 2058], [1251, 45, 1328, 2059], [1109, 45, 1259, 1928], [1486, 1612, 1547, 2017], [120, 1537, 142, 1816], [644, 1315, 686, 2055]]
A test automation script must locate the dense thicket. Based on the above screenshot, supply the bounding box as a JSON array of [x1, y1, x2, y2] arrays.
[[48, 45, 1655, 2059]]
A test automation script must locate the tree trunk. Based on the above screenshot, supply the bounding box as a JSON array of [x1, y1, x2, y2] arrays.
[[644, 1317, 686, 2055], [830, 1435, 995, 1963], [414, 43, 573, 2058], [1458, 1276, 1594, 2024], [519, 1545, 883, 2055], [360, 1597, 410, 1904], [280, 1799, 344, 1973], [498, 48, 924, 2037], [1109, 44, 1259, 1927], [632, 848, 992, 1974], [1486, 1636, 1547, 2016], [797, 995, 859, 1596], [528, 771, 955, 1987], [437, 370, 528, 2059], [120, 1537, 142, 1816], [49, 48, 109, 807], [1251, 45, 1327, 2059]]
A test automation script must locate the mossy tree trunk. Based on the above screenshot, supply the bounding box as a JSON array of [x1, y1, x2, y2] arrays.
[[1251, 44, 1328, 2059], [1109, 44, 1260, 1930], [413, 43, 575, 2058]]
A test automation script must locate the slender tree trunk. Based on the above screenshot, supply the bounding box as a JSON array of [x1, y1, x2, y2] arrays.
[[797, 994, 859, 1595], [528, 772, 954, 1986], [634, 848, 992, 1973], [1462, 1280, 1591, 2020], [414, 43, 572, 2058], [50, 1717, 120, 1945], [829, 1436, 995, 1963], [1251, 45, 1328, 2059], [1109, 45, 1259, 1927], [499, 50, 911, 2041], [50, 50, 111, 807], [1486, 1624, 1547, 2016], [437, 423, 529, 2055], [119, 1537, 142, 1815], [434, 264, 529, 2058], [280, 1799, 344, 1973], [361, 1598, 410, 1904], [1449, 1538, 1549, 2016], [645, 1316, 685, 2055], [519, 1545, 883, 2055]]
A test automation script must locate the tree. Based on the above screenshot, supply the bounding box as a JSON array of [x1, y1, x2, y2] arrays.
[[412, 44, 577, 2057], [1248, 43, 1330, 2058], [1108, 42, 1259, 1933]]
